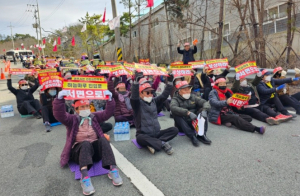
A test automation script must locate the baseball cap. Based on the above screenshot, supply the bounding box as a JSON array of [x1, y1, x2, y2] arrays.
[[175, 81, 191, 89], [139, 83, 154, 93]]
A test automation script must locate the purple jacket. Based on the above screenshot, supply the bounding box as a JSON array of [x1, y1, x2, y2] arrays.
[[53, 97, 115, 167]]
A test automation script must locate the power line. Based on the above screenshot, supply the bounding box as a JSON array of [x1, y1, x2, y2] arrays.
[[42, 0, 67, 22]]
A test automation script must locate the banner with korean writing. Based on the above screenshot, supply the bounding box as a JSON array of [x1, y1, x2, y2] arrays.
[[171, 61, 183, 65], [139, 59, 150, 65], [109, 65, 128, 76], [96, 65, 111, 74], [36, 68, 57, 74], [38, 72, 62, 82], [123, 62, 135, 75], [46, 60, 58, 68], [63, 80, 108, 100], [10, 68, 34, 75], [188, 60, 205, 69], [71, 76, 105, 82], [206, 58, 228, 70], [40, 76, 63, 91], [235, 61, 259, 79], [135, 64, 168, 76], [229, 93, 250, 107], [170, 64, 193, 76]]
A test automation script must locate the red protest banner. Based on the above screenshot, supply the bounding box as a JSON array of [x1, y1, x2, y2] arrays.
[[62, 80, 108, 100], [171, 61, 183, 65], [71, 76, 105, 82], [188, 60, 205, 69], [206, 58, 228, 70], [235, 61, 259, 79], [36, 68, 57, 74], [229, 93, 250, 108], [38, 72, 62, 82], [109, 65, 128, 76], [40, 76, 63, 91], [139, 59, 150, 65], [97, 65, 111, 74], [170, 64, 193, 76], [135, 64, 168, 76], [10, 68, 34, 75], [46, 60, 58, 68]]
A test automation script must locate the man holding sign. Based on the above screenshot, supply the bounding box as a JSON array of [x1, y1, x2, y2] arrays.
[[177, 41, 197, 64]]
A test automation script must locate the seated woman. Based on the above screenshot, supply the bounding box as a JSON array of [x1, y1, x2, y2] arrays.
[[208, 78, 266, 134], [40, 87, 60, 132], [7, 73, 42, 119], [53, 89, 123, 196]]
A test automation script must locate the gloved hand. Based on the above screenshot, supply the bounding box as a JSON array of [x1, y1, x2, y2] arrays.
[[201, 110, 207, 118], [293, 77, 300, 81], [135, 71, 144, 83], [167, 73, 174, 83], [189, 112, 197, 120], [104, 90, 113, 101], [235, 73, 240, 81], [276, 84, 285, 91], [257, 71, 262, 77], [281, 70, 287, 77], [283, 88, 287, 94], [295, 68, 300, 75], [58, 90, 70, 99]]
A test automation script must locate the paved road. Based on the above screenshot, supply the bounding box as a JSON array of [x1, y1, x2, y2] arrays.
[[1, 62, 300, 196]]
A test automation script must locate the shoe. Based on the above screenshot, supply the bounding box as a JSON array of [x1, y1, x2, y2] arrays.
[[266, 117, 280, 125], [197, 135, 212, 145], [80, 177, 95, 195], [191, 136, 200, 147], [225, 122, 232, 127], [275, 114, 292, 122], [33, 112, 42, 119], [162, 142, 174, 155], [108, 169, 123, 186], [45, 122, 51, 132], [285, 112, 297, 118], [258, 126, 266, 134], [147, 146, 155, 154]]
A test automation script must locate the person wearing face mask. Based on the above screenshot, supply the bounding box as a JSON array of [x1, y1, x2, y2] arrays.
[[40, 87, 60, 132], [232, 71, 291, 124], [209, 78, 266, 134], [257, 69, 297, 118], [53, 87, 123, 195], [272, 67, 300, 115], [7, 73, 42, 119], [131, 71, 178, 155], [170, 81, 211, 146]]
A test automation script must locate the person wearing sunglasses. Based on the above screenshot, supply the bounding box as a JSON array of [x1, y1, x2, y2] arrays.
[[177, 42, 197, 64], [7, 73, 42, 119], [131, 71, 178, 155], [171, 80, 211, 147]]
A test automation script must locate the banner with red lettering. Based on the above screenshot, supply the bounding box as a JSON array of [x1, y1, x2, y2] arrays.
[[10, 68, 34, 75], [229, 93, 250, 107], [46, 60, 58, 68], [96, 65, 111, 74], [170, 64, 193, 76], [188, 60, 205, 69], [38, 72, 62, 82], [206, 58, 228, 70], [139, 59, 150, 65], [36, 68, 57, 74], [40, 76, 63, 91], [71, 76, 105, 82], [62, 80, 108, 100], [135, 63, 168, 76], [171, 61, 183, 65], [123, 62, 135, 75], [109, 65, 128, 76], [235, 61, 259, 79]]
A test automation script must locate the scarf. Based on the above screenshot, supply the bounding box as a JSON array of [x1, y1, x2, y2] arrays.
[[213, 85, 234, 115]]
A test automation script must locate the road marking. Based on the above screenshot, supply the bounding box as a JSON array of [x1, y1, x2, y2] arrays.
[[111, 145, 164, 196]]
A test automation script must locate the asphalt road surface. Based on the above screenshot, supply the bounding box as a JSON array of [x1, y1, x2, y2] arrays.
[[0, 62, 300, 196]]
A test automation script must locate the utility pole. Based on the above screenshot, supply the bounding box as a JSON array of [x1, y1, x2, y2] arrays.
[[28, 3, 40, 56], [8, 22, 15, 49], [138, 0, 141, 60], [111, 0, 122, 61], [36, 0, 44, 57]]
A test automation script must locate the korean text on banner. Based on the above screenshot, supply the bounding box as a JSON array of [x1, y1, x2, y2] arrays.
[[229, 93, 250, 107], [235, 61, 259, 79], [71, 76, 105, 82], [10, 68, 34, 75], [36, 68, 57, 74], [171, 61, 183, 65], [40, 76, 63, 91], [135, 63, 168, 76], [97, 65, 111, 74], [109, 65, 128, 76], [188, 60, 205, 69], [62, 80, 108, 100], [170, 64, 193, 76], [206, 58, 228, 70], [38, 72, 62, 82]]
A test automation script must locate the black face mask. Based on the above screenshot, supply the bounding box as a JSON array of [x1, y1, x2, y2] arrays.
[[275, 72, 281, 78], [219, 86, 226, 90], [119, 91, 127, 95]]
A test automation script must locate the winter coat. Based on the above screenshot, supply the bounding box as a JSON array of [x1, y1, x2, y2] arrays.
[[201, 69, 229, 89], [177, 46, 197, 64], [273, 74, 300, 96], [7, 78, 39, 110], [130, 82, 173, 137], [170, 91, 210, 121], [112, 90, 133, 117], [257, 78, 293, 104]]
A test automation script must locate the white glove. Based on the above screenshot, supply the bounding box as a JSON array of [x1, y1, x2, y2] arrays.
[[257, 71, 262, 77], [248, 91, 252, 96], [236, 73, 240, 80], [201, 110, 207, 118], [281, 70, 287, 77], [58, 90, 70, 99], [104, 90, 113, 101], [295, 68, 300, 75], [283, 88, 287, 94]]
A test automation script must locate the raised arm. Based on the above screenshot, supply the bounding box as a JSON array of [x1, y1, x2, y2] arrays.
[[29, 78, 40, 94], [7, 78, 18, 95], [53, 98, 73, 127], [193, 46, 197, 54], [154, 82, 173, 107], [130, 83, 140, 112], [177, 47, 184, 54]]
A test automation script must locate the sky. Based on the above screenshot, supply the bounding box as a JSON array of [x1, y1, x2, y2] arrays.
[[0, 0, 163, 38]]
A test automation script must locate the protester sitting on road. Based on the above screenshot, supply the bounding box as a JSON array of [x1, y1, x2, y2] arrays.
[[7, 73, 42, 119], [53, 88, 123, 196], [272, 67, 300, 115], [231, 71, 291, 125], [170, 81, 211, 146], [131, 71, 178, 155], [201, 65, 230, 101], [177, 42, 197, 64], [257, 69, 297, 118], [208, 77, 266, 134], [40, 87, 60, 132]]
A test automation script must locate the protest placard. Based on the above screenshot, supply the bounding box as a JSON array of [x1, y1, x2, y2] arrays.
[[229, 93, 250, 107], [188, 60, 205, 69], [235, 61, 259, 79], [96, 65, 111, 74], [109, 65, 128, 76], [71, 76, 105, 82], [40, 76, 63, 91], [170, 64, 193, 76], [206, 58, 228, 70], [10, 68, 34, 75], [36, 68, 57, 74]]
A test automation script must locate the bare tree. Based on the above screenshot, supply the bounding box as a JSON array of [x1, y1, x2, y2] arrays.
[[216, 0, 224, 58], [255, 0, 266, 67]]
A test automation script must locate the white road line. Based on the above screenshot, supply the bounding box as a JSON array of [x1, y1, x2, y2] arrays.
[[111, 144, 164, 196]]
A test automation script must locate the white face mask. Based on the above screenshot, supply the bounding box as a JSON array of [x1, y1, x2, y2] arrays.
[[175, 81, 181, 85], [182, 94, 191, 99], [143, 97, 153, 103], [21, 86, 28, 90], [240, 80, 247, 87], [79, 109, 91, 117], [265, 76, 271, 82]]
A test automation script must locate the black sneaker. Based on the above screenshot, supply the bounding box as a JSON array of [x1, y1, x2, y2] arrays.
[[191, 136, 200, 147], [197, 135, 212, 145], [162, 142, 174, 155], [33, 112, 42, 119]]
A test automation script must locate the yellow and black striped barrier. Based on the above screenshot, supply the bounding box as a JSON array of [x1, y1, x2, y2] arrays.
[[117, 47, 123, 61]]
